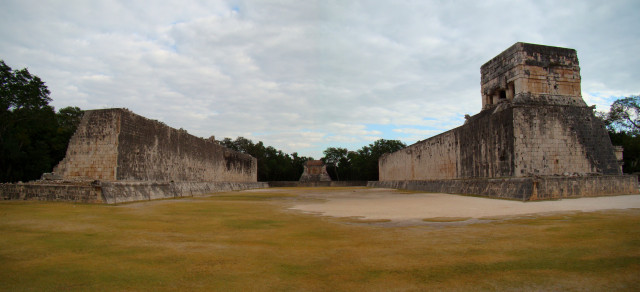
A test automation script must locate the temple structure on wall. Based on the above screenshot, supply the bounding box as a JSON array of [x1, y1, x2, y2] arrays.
[[299, 160, 332, 182], [369, 42, 637, 200], [1, 108, 266, 203]]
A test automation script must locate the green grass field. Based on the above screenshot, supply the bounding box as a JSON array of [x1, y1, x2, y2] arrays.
[[1, 189, 639, 291]]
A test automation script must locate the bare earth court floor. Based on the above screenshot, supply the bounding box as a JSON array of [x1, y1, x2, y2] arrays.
[[275, 187, 640, 225]]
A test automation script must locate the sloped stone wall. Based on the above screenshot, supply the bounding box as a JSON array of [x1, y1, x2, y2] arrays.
[[513, 105, 620, 176], [53, 108, 258, 183], [16, 108, 263, 204], [53, 110, 121, 180], [116, 110, 256, 182]]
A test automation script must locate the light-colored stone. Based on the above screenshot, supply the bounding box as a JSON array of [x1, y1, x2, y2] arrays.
[[378, 42, 635, 200], [54, 108, 257, 182]]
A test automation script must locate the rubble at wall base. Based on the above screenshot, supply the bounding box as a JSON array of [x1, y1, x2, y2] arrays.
[[367, 175, 638, 201]]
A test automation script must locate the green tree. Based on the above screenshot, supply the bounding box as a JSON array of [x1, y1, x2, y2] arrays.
[[598, 95, 640, 174], [0, 60, 83, 182], [600, 96, 640, 135], [321, 139, 406, 181], [290, 152, 308, 180], [220, 137, 311, 181], [0, 60, 51, 112], [52, 106, 83, 163], [220, 137, 405, 181], [357, 139, 406, 180], [608, 132, 640, 173], [322, 147, 348, 180]]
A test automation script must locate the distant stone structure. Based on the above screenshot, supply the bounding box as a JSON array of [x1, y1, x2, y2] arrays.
[[299, 160, 332, 182], [1, 108, 266, 203], [370, 42, 637, 200]]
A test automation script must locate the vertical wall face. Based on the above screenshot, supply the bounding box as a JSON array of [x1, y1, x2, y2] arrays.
[[379, 43, 622, 182], [480, 43, 584, 109], [379, 107, 516, 181], [513, 106, 621, 176], [455, 107, 515, 178], [116, 110, 257, 182], [54, 108, 258, 182], [53, 110, 121, 180], [379, 131, 459, 181], [379, 104, 621, 181]]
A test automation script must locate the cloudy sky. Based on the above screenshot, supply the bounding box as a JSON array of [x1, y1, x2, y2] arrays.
[[1, 0, 639, 158]]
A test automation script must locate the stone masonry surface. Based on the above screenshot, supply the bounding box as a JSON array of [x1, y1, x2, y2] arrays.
[[481, 42, 584, 108], [377, 42, 636, 200], [0, 181, 268, 204], [2, 108, 264, 203], [53, 109, 121, 180], [2, 43, 635, 203], [55, 108, 257, 182]]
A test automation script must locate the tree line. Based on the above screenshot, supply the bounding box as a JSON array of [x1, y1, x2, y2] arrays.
[[1, 60, 82, 183], [598, 95, 640, 173], [219, 137, 406, 181]]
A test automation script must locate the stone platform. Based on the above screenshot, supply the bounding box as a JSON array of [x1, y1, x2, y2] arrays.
[[368, 175, 638, 201], [0, 181, 268, 204]]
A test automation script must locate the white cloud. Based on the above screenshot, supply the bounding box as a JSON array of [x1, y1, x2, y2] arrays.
[[393, 128, 442, 136], [1, 0, 639, 158]]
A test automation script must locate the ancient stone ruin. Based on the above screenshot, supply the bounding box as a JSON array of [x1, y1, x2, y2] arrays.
[[299, 160, 332, 182], [1, 108, 266, 203], [369, 42, 638, 200], [2, 42, 637, 203], [54, 108, 257, 182]]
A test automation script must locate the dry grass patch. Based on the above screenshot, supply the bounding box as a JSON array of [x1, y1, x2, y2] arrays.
[[1, 190, 639, 291], [336, 217, 393, 224]]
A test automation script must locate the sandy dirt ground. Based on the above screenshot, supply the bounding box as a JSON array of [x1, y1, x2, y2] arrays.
[[245, 187, 640, 223]]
